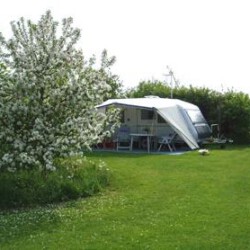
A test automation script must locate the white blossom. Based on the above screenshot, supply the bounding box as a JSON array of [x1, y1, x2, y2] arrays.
[[0, 11, 120, 172]]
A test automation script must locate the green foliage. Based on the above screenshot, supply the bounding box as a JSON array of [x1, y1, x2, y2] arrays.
[[127, 80, 250, 143], [221, 91, 250, 142], [0, 62, 7, 80], [127, 80, 172, 98], [0, 157, 111, 209]]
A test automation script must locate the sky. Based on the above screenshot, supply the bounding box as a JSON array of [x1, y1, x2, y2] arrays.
[[1, 0, 250, 94]]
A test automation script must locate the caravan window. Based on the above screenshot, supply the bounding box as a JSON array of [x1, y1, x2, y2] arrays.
[[141, 110, 154, 120], [187, 110, 206, 123], [187, 110, 211, 139]]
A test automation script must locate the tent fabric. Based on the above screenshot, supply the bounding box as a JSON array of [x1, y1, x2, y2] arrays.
[[96, 97, 202, 150], [157, 106, 199, 149]]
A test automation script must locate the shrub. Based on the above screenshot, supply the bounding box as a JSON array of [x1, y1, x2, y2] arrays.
[[0, 157, 111, 209]]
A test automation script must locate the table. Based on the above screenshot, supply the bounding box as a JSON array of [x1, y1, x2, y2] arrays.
[[129, 133, 154, 153]]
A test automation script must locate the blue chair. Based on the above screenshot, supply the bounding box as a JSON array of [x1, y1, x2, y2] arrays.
[[115, 126, 131, 151]]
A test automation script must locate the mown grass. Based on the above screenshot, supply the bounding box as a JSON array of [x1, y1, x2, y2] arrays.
[[1, 146, 250, 249]]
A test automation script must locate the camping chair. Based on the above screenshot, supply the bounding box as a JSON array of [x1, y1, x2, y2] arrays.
[[158, 133, 176, 152], [114, 126, 131, 151]]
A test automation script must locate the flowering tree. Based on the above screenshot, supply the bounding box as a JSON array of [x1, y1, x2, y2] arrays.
[[0, 11, 119, 172]]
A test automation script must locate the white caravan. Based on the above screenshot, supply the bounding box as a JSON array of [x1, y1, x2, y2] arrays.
[[97, 96, 211, 150]]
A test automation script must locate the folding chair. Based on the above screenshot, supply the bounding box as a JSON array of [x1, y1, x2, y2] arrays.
[[157, 133, 176, 152], [114, 126, 131, 151]]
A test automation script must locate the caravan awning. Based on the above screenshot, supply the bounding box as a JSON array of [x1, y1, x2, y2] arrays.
[[97, 97, 200, 150]]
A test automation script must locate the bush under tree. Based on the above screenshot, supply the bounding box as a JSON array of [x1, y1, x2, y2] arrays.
[[0, 157, 111, 209]]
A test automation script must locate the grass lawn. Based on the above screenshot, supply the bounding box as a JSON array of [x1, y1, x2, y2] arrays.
[[1, 146, 250, 249]]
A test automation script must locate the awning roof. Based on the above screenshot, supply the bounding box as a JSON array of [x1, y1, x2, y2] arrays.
[[96, 97, 198, 110]]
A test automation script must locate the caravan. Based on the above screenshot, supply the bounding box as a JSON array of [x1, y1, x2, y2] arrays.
[[97, 96, 211, 151]]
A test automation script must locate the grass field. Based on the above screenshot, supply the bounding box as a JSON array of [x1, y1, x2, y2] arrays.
[[1, 146, 250, 249]]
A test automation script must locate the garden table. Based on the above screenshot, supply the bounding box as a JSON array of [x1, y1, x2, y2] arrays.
[[129, 133, 154, 153]]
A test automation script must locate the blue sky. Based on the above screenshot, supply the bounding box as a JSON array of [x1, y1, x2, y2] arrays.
[[1, 0, 250, 94]]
